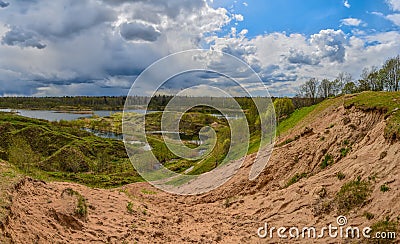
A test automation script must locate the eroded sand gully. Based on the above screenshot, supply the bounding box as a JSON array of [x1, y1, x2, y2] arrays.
[[1, 106, 399, 243]]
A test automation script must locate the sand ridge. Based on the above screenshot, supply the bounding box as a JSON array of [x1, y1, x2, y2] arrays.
[[1, 105, 399, 243]]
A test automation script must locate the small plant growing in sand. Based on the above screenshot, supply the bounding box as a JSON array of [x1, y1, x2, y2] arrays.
[[335, 177, 371, 214], [223, 198, 233, 208], [62, 188, 88, 219], [340, 147, 351, 157], [380, 184, 390, 192], [367, 218, 398, 243], [368, 173, 378, 182], [285, 172, 308, 188], [364, 212, 375, 220], [336, 172, 345, 180], [127, 201, 134, 214], [326, 124, 335, 129], [76, 195, 88, 218], [141, 189, 157, 195], [320, 154, 334, 169], [379, 151, 388, 160]]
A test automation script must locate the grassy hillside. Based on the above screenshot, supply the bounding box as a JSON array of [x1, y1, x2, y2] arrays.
[[277, 91, 400, 143], [0, 112, 142, 188], [1, 92, 398, 189]]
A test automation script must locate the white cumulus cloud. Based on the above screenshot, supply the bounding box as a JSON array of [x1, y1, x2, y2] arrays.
[[386, 13, 400, 26], [386, 0, 400, 11], [340, 18, 363, 27], [344, 0, 351, 8]]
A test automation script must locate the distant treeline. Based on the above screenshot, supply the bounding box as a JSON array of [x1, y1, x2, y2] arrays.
[[0, 96, 133, 110], [297, 55, 400, 106], [0, 95, 315, 111]]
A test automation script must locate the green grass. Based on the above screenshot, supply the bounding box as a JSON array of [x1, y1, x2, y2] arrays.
[[0, 112, 142, 188], [277, 105, 317, 135], [276, 97, 344, 138], [380, 184, 390, 192], [336, 172, 346, 180], [285, 172, 308, 188], [320, 154, 334, 169], [335, 177, 372, 214], [141, 189, 157, 195], [126, 201, 134, 214], [368, 219, 398, 243]]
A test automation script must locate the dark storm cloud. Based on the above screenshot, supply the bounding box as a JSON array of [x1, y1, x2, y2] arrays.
[[1, 27, 46, 49], [120, 22, 161, 42], [0, 1, 9, 8], [102, 0, 206, 19], [20, 0, 117, 39], [0, 0, 233, 96]]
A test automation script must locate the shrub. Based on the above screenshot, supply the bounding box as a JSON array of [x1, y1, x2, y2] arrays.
[[380, 184, 390, 192], [340, 147, 351, 157], [8, 137, 40, 173], [335, 178, 371, 214], [76, 195, 88, 219], [320, 154, 334, 169]]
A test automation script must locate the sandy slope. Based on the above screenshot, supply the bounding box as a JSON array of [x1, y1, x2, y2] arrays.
[[1, 105, 399, 243]]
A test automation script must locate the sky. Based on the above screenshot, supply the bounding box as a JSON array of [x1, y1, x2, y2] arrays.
[[0, 0, 400, 97]]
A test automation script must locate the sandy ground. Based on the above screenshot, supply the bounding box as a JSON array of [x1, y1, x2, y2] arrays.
[[1, 105, 400, 243]]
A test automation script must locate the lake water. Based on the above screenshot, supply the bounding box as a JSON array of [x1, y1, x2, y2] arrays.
[[0, 109, 148, 121], [81, 128, 124, 140]]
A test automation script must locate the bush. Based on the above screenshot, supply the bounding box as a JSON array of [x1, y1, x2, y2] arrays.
[[8, 137, 40, 173], [340, 147, 351, 157], [335, 178, 371, 214], [274, 98, 295, 120], [320, 154, 334, 169], [380, 184, 390, 192]]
